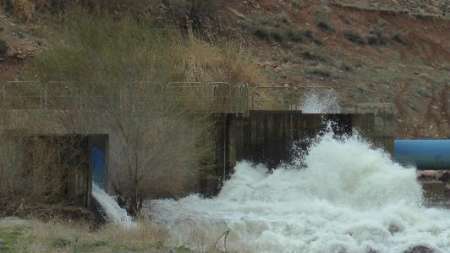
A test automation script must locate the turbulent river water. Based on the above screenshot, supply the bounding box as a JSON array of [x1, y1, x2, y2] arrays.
[[151, 132, 450, 253]]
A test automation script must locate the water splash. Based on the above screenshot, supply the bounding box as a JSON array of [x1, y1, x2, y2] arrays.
[[302, 90, 341, 114], [151, 131, 450, 253], [92, 183, 136, 229]]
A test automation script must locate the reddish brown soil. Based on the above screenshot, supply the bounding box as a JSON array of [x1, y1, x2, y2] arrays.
[[1, 1, 449, 137]]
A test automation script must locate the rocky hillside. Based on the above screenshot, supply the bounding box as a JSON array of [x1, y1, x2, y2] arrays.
[[335, 0, 450, 16], [0, 0, 449, 138], [222, 0, 450, 138], [0, 7, 42, 80]]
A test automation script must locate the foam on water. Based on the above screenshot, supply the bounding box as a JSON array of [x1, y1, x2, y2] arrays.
[[302, 90, 341, 114], [151, 131, 450, 253], [92, 183, 136, 229]]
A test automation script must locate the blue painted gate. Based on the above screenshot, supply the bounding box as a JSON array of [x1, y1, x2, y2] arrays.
[[90, 145, 106, 189]]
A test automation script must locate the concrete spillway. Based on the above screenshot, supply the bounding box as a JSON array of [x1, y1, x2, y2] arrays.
[[394, 139, 450, 170]]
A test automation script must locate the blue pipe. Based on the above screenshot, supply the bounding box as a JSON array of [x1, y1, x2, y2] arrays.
[[394, 139, 450, 170]]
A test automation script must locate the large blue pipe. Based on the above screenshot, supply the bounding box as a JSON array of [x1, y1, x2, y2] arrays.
[[394, 139, 450, 170]]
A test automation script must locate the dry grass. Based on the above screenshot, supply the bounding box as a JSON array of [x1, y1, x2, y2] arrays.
[[178, 39, 265, 85], [394, 83, 450, 138], [3, 218, 170, 253], [0, 217, 235, 252]]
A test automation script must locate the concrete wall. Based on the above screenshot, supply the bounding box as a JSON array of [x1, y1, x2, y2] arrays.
[[352, 112, 395, 154], [0, 109, 108, 207], [0, 107, 395, 199], [213, 111, 393, 183], [0, 108, 203, 199]]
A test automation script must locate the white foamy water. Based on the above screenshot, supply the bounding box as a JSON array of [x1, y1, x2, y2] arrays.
[[151, 132, 450, 253], [92, 183, 136, 229], [302, 90, 340, 114]]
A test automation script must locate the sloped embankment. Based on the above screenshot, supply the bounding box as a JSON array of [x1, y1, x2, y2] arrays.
[[224, 0, 450, 137]]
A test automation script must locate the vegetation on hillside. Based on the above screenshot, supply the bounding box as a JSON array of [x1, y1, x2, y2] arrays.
[[0, 7, 264, 215], [1, 0, 449, 138]]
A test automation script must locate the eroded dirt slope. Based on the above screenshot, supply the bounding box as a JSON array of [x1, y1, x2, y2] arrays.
[[0, 0, 449, 137], [223, 0, 450, 137], [0, 8, 42, 80]]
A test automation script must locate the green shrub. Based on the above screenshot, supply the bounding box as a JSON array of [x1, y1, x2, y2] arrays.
[[367, 33, 387, 46], [163, 0, 223, 32], [254, 28, 314, 44], [305, 64, 333, 79], [317, 21, 335, 33], [27, 10, 181, 84], [314, 7, 335, 33], [254, 27, 272, 41], [248, 13, 295, 43], [286, 30, 305, 42], [392, 33, 407, 45], [301, 51, 326, 62], [307, 69, 331, 78], [0, 39, 8, 58], [343, 30, 366, 45], [253, 27, 287, 43], [291, 0, 303, 9], [270, 30, 285, 42]]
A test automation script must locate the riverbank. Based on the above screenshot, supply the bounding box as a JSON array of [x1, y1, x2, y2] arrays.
[[0, 217, 194, 253]]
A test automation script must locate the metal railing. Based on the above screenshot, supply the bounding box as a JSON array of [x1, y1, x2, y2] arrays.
[[0, 81, 404, 114], [0, 81, 250, 113]]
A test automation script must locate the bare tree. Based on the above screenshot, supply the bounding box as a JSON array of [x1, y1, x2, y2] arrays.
[[4, 7, 260, 215], [94, 83, 212, 215], [20, 11, 216, 215]]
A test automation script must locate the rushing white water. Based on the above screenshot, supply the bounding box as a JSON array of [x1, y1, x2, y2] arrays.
[[151, 132, 450, 253], [302, 90, 341, 114], [91, 183, 136, 229]]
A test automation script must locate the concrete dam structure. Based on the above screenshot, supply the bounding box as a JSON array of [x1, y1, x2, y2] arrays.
[[205, 109, 394, 193], [0, 81, 395, 207], [216, 112, 351, 175]]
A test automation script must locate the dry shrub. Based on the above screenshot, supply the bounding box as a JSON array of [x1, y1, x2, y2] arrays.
[[100, 221, 167, 246], [180, 39, 265, 85], [8, 0, 35, 21]]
